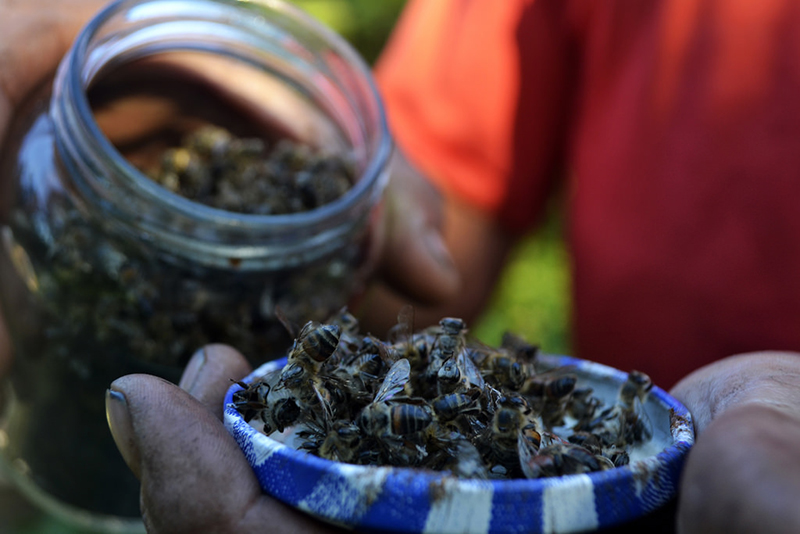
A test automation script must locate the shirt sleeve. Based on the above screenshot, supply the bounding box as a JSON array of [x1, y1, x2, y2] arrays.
[[374, 0, 578, 233]]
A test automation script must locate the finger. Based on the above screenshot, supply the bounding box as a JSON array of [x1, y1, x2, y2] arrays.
[[677, 403, 800, 533], [107, 374, 337, 534], [378, 151, 460, 304], [178, 344, 252, 419], [359, 182, 513, 335], [0, 0, 106, 140], [670, 351, 800, 434]]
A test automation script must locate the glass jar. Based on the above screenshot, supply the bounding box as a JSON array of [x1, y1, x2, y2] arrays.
[[0, 0, 391, 530]]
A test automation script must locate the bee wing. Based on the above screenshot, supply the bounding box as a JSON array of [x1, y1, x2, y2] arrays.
[[531, 364, 578, 380], [387, 304, 414, 344], [398, 304, 415, 336], [633, 396, 654, 441], [501, 331, 540, 364], [484, 383, 504, 406], [366, 334, 397, 366], [540, 430, 569, 448], [312, 383, 335, 428], [374, 358, 411, 402], [274, 305, 298, 338], [465, 338, 497, 368], [328, 306, 359, 334], [518, 431, 537, 470], [296, 320, 319, 340], [459, 348, 485, 390]]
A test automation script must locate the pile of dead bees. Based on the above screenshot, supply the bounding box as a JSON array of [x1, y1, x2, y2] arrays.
[[233, 308, 654, 480]]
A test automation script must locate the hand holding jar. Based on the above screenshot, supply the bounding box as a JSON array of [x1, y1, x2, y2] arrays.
[[0, 0, 456, 531]]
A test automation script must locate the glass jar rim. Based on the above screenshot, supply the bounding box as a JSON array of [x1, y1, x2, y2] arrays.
[[52, 0, 392, 238]]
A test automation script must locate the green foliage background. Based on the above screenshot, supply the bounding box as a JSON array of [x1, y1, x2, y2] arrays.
[[8, 1, 571, 532]]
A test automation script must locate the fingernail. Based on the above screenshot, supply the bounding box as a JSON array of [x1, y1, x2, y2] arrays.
[[423, 229, 456, 273], [106, 388, 141, 479], [179, 347, 207, 395]]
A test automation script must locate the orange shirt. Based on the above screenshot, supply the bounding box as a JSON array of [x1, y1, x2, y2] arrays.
[[376, 0, 800, 388]]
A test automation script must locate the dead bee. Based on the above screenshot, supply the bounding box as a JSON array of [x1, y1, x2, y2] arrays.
[[300, 419, 363, 464], [580, 370, 653, 447], [431, 388, 483, 423], [358, 359, 433, 441], [567, 430, 603, 454], [541, 374, 578, 427], [231, 379, 271, 423], [436, 355, 485, 398], [327, 306, 360, 335], [437, 318, 467, 357], [288, 320, 341, 366], [523, 371, 578, 427], [317, 371, 367, 421], [429, 436, 490, 480], [232, 374, 302, 435], [273, 321, 343, 431], [486, 395, 542, 475], [567, 386, 602, 428], [619, 370, 653, 411], [436, 357, 462, 394], [259, 394, 302, 436], [428, 387, 486, 441], [606, 448, 630, 468], [618, 371, 654, 444], [279, 321, 341, 401], [329, 335, 391, 410], [567, 431, 620, 470], [500, 331, 540, 365], [279, 360, 323, 408], [476, 346, 526, 391], [520, 442, 606, 479], [326, 306, 361, 352], [319, 421, 363, 463], [433, 318, 486, 398], [386, 305, 424, 365], [423, 318, 466, 382]]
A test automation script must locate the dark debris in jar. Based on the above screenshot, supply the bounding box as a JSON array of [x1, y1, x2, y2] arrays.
[[146, 125, 356, 215], [233, 306, 655, 480], [13, 125, 368, 373]]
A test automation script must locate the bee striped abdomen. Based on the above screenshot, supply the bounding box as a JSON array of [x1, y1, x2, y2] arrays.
[[297, 322, 341, 362], [390, 404, 433, 435]]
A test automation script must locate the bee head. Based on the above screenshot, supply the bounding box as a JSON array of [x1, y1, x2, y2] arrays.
[[280, 362, 306, 387], [439, 317, 466, 335]]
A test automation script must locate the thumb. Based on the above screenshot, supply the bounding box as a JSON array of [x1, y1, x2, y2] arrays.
[[106, 374, 334, 533]]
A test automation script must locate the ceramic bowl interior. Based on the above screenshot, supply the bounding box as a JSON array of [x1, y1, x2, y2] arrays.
[[224, 354, 694, 534]]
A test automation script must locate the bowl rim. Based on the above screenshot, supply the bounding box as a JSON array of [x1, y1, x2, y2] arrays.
[[223, 354, 695, 532]]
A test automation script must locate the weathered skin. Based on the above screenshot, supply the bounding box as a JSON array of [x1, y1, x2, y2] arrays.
[[671, 352, 800, 534], [108, 345, 341, 533]]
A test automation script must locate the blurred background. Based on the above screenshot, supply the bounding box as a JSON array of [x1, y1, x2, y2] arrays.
[[0, 1, 570, 532]]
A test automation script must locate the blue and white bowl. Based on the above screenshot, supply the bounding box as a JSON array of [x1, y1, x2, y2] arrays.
[[224, 354, 694, 534]]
